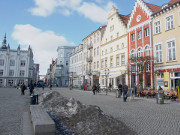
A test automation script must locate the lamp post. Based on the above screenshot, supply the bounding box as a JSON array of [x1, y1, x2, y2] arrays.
[[104, 69, 110, 95]]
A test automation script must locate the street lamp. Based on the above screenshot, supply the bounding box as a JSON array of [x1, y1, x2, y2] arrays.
[[104, 69, 110, 90]]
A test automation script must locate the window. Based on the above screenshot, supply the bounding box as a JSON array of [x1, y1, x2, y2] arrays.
[[110, 47, 113, 53], [20, 70, 25, 77], [105, 60, 107, 67], [144, 27, 149, 37], [116, 57, 119, 66], [8, 80, 13, 86], [117, 32, 119, 37], [166, 15, 174, 30], [132, 66, 136, 73], [122, 43, 124, 48], [138, 31, 142, 39], [146, 63, 150, 72], [110, 58, 113, 67], [116, 45, 119, 50], [20, 60, 25, 67], [154, 21, 161, 34], [131, 50, 135, 58], [105, 49, 107, 54], [167, 40, 176, 61], [121, 55, 125, 65], [0, 59, 4, 66], [94, 48, 96, 56], [97, 47, 99, 55], [155, 44, 162, 63], [145, 46, 150, 56], [101, 61, 104, 68], [10, 60, 15, 66], [102, 50, 104, 55], [131, 33, 135, 41], [110, 25, 114, 32], [97, 33, 99, 42], [138, 65, 143, 72], [94, 62, 96, 69], [66, 61, 68, 66], [97, 61, 99, 68], [138, 48, 142, 57], [0, 70, 3, 76], [9, 70, 14, 76]]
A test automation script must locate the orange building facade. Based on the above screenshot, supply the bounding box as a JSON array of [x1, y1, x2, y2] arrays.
[[127, 0, 161, 89]]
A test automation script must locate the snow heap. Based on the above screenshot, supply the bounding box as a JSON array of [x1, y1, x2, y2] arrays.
[[40, 91, 136, 135]]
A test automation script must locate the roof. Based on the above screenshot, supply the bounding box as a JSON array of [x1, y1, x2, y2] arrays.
[[169, 0, 180, 5], [119, 14, 130, 25], [145, 2, 161, 13]]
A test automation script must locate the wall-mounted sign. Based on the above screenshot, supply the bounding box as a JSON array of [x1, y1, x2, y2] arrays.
[[164, 81, 168, 87]]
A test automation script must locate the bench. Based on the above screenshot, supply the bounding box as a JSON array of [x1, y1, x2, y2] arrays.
[[30, 105, 55, 135]]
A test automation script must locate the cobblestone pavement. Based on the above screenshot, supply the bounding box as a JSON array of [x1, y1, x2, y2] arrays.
[[50, 87, 180, 135], [0, 88, 30, 135]]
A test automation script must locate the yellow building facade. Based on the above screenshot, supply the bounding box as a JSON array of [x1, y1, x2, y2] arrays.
[[153, 1, 180, 90]]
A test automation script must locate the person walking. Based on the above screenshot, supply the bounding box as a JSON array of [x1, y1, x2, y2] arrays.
[[133, 84, 137, 97], [49, 84, 52, 90], [20, 83, 26, 95], [118, 83, 122, 98], [29, 81, 34, 95], [42, 84, 44, 90], [122, 83, 128, 102], [92, 83, 96, 95]]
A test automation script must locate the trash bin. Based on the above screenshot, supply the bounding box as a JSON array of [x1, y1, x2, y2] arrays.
[[156, 92, 164, 104], [30, 95, 38, 105]]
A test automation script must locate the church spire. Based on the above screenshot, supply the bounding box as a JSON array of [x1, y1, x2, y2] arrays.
[[1, 33, 7, 49]]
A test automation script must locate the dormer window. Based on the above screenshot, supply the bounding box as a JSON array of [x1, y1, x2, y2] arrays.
[[162, 3, 169, 9]]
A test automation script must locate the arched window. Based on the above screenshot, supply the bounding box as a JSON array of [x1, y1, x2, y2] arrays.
[[145, 45, 150, 56], [131, 50, 135, 58], [138, 48, 142, 57]]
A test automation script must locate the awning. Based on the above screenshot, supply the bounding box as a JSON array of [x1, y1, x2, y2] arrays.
[[109, 72, 122, 78]]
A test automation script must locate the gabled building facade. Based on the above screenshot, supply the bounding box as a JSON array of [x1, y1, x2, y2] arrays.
[[100, 7, 129, 89], [127, 0, 161, 90], [152, 0, 180, 90], [0, 35, 34, 87]]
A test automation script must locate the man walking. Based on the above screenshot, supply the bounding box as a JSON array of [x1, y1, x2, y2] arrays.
[[92, 83, 96, 95], [122, 83, 128, 102], [29, 81, 34, 95], [20, 83, 26, 95], [118, 83, 122, 98]]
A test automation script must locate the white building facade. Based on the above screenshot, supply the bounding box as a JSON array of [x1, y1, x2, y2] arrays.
[[82, 26, 106, 89], [55, 46, 74, 87], [69, 44, 83, 88], [100, 7, 129, 89], [0, 35, 34, 87]]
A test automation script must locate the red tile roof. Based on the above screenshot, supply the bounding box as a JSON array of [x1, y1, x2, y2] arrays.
[[145, 2, 161, 13], [119, 14, 130, 25], [169, 0, 180, 5]]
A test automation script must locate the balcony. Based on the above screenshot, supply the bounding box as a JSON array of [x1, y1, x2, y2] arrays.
[[87, 44, 93, 50], [86, 56, 93, 62]]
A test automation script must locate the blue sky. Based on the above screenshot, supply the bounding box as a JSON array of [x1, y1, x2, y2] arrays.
[[0, 0, 170, 75]]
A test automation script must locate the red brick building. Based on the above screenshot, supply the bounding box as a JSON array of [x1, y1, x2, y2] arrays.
[[127, 0, 161, 89]]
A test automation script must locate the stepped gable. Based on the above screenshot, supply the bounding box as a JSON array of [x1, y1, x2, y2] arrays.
[[119, 14, 130, 25], [145, 2, 161, 13], [169, 0, 180, 5]]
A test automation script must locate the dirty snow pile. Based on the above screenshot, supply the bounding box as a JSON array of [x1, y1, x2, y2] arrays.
[[40, 91, 136, 135]]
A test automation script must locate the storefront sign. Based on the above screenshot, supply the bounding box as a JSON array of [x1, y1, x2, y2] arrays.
[[157, 68, 180, 73]]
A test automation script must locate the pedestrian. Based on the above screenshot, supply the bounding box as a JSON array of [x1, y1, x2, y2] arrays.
[[20, 83, 26, 95], [29, 81, 34, 95], [49, 84, 52, 90], [109, 83, 112, 92], [122, 83, 128, 102], [97, 83, 100, 93], [92, 83, 96, 95], [42, 84, 44, 90], [118, 83, 122, 98]]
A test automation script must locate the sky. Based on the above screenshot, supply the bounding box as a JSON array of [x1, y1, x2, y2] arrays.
[[0, 0, 170, 75]]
